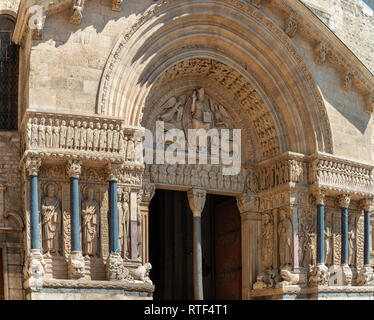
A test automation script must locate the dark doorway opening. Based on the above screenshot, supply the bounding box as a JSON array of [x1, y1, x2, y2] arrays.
[[149, 189, 241, 300]]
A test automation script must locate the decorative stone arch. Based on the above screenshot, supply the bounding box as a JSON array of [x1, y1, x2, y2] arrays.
[[97, 0, 334, 158]]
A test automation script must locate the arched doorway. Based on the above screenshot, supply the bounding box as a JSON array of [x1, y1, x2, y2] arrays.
[[149, 189, 241, 300]]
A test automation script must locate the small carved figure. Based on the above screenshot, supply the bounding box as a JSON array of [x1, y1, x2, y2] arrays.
[[119, 125, 125, 153], [81, 187, 99, 256], [66, 120, 74, 149], [45, 119, 53, 147], [231, 175, 238, 191], [217, 167, 224, 189], [167, 165, 176, 185], [113, 124, 120, 152], [80, 121, 87, 150], [126, 136, 135, 161], [150, 165, 159, 183], [176, 165, 184, 185], [41, 183, 61, 255], [224, 174, 231, 189], [262, 213, 273, 269], [107, 123, 114, 152], [74, 120, 81, 150], [191, 166, 199, 186], [31, 118, 39, 147], [59, 120, 67, 149], [200, 166, 209, 188], [184, 165, 191, 186], [119, 190, 130, 259], [137, 193, 143, 260], [38, 118, 46, 148], [209, 166, 217, 189], [52, 119, 60, 148], [87, 122, 94, 151], [99, 123, 107, 152], [93, 122, 101, 151]]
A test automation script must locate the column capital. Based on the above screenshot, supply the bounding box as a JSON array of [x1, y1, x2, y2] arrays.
[[25, 157, 42, 176], [187, 189, 206, 217], [107, 163, 122, 181], [313, 190, 326, 205], [360, 198, 374, 212], [337, 194, 351, 208], [236, 193, 259, 213], [66, 160, 82, 178], [142, 183, 156, 204]]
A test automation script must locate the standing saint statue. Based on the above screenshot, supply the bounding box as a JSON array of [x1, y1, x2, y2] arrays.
[[348, 215, 356, 266], [278, 209, 293, 269], [190, 88, 212, 131], [137, 192, 143, 261], [119, 190, 130, 259], [325, 214, 333, 266], [262, 213, 273, 269], [41, 183, 61, 256], [81, 187, 99, 257]]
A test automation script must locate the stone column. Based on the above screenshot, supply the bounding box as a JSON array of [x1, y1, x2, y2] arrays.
[[338, 194, 352, 285], [66, 160, 85, 279], [308, 190, 329, 286], [106, 163, 127, 281], [236, 194, 261, 299], [24, 157, 45, 289], [141, 183, 156, 264], [358, 198, 374, 285], [187, 188, 206, 300]]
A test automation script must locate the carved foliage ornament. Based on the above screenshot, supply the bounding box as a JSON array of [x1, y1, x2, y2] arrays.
[[25, 157, 42, 176], [66, 160, 82, 178], [338, 194, 351, 208], [187, 189, 207, 217]]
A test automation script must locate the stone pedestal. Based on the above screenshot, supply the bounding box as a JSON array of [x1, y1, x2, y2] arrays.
[[24, 249, 46, 290]]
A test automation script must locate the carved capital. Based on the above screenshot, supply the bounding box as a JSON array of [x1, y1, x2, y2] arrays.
[[66, 160, 82, 178], [236, 194, 259, 213], [107, 163, 122, 181], [142, 183, 156, 203], [313, 190, 326, 206], [360, 198, 374, 212], [187, 189, 207, 217], [308, 263, 329, 287], [337, 194, 351, 208], [68, 251, 85, 279], [112, 0, 123, 11], [25, 157, 42, 176], [315, 42, 328, 65]]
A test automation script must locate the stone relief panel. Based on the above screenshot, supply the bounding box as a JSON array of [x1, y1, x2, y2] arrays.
[[298, 207, 316, 269]]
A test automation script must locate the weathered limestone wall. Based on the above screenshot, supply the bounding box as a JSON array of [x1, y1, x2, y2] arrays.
[[302, 0, 374, 75], [0, 132, 24, 300], [29, 0, 151, 115]]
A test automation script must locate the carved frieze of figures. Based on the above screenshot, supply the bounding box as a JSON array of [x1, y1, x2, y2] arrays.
[[325, 213, 333, 266], [148, 164, 245, 193], [24, 114, 140, 161], [41, 183, 61, 256], [262, 212, 274, 270], [118, 188, 130, 260], [278, 208, 293, 270], [81, 186, 99, 257]]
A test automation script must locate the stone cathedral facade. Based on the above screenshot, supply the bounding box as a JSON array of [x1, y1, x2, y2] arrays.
[[0, 0, 374, 300]]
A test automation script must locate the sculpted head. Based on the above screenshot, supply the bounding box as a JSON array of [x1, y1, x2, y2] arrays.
[[46, 184, 56, 198], [89, 122, 93, 129], [69, 120, 74, 126], [82, 121, 87, 128], [96, 123, 101, 129], [197, 87, 205, 101], [86, 187, 94, 201]]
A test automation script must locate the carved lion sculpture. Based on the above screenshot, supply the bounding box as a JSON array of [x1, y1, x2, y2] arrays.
[[131, 262, 152, 284]]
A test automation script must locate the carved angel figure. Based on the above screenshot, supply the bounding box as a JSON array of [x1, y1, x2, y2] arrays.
[[41, 184, 61, 255], [159, 96, 186, 130], [81, 187, 99, 256], [278, 209, 293, 269]]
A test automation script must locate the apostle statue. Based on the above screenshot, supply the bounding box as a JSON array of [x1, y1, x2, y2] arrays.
[[324, 214, 333, 266], [278, 209, 293, 269], [348, 215, 356, 266], [137, 192, 143, 261], [81, 187, 99, 257], [119, 190, 130, 259], [41, 183, 61, 256], [262, 213, 273, 269]]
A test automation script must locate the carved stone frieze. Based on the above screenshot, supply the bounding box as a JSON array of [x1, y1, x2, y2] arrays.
[[21, 111, 139, 163], [284, 11, 298, 38], [149, 164, 245, 193]]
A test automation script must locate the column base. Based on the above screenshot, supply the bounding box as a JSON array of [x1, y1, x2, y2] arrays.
[[357, 265, 374, 286], [23, 249, 46, 290], [308, 264, 329, 287], [68, 251, 85, 280], [106, 252, 129, 281]]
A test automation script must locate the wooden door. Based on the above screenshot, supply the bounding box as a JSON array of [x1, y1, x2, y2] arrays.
[[215, 199, 242, 300], [0, 248, 4, 300]]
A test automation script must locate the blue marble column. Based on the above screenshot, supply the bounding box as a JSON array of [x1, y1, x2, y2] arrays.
[[109, 179, 119, 253], [338, 194, 350, 265], [70, 176, 81, 252], [364, 208, 370, 266], [316, 202, 325, 264]]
